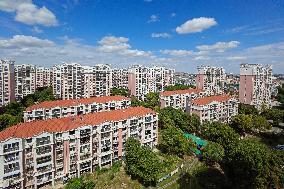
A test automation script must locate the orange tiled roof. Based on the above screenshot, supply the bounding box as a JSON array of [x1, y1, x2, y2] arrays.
[[160, 88, 204, 97], [191, 95, 233, 105], [26, 96, 130, 111], [0, 106, 156, 142]]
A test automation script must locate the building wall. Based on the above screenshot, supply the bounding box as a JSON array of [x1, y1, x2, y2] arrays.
[[0, 60, 15, 106]]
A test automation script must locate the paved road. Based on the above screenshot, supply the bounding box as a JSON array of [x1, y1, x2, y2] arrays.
[[157, 158, 198, 189]]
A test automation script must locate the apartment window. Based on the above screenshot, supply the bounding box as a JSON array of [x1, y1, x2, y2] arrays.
[[69, 130, 75, 135]]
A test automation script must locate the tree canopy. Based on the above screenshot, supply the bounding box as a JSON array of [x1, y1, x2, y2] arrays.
[[238, 103, 259, 115], [159, 107, 200, 133], [225, 139, 284, 189], [164, 84, 195, 91], [125, 137, 161, 186], [65, 175, 95, 189], [202, 141, 225, 165], [231, 114, 254, 134], [202, 122, 239, 148], [110, 87, 130, 97], [159, 125, 195, 157]]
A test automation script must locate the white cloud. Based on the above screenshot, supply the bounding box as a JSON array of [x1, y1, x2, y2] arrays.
[[98, 36, 130, 53], [171, 13, 176, 17], [147, 15, 159, 23], [0, 35, 54, 48], [176, 17, 217, 34], [151, 33, 171, 38], [194, 56, 210, 60], [226, 56, 247, 61], [0, 0, 58, 26], [160, 49, 193, 56], [196, 41, 240, 52], [31, 26, 43, 33]]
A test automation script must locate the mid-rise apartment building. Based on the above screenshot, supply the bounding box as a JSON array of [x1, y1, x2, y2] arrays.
[[52, 63, 83, 100], [15, 64, 37, 100], [82, 66, 96, 98], [24, 95, 131, 122], [160, 88, 206, 111], [0, 106, 158, 189], [0, 60, 15, 106], [128, 65, 175, 100], [189, 95, 238, 124], [196, 66, 226, 95], [239, 64, 272, 109], [112, 68, 128, 89]]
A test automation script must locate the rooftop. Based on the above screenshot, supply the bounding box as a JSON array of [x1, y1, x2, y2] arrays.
[[160, 88, 204, 97], [0, 106, 156, 142], [26, 95, 130, 111], [191, 95, 233, 105]]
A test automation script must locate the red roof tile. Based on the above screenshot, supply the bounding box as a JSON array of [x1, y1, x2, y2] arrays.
[[26, 96, 130, 111], [0, 106, 156, 142], [160, 88, 204, 97], [191, 95, 233, 106]]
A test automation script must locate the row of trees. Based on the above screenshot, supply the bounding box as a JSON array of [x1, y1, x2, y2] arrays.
[[0, 87, 55, 131]]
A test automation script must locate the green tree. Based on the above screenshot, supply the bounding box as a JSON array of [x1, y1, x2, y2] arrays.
[[110, 87, 130, 97], [225, 139, 283, 189], [0, 114, 22, 131], [231, 114, 254, 134], [276, 83, 284, 109], [164, 84, 194, 91], [252, 115, 271, 131], [65, 175, 95, 189], [202, 122, 239, 148], [202, 141, 225, 165], [238, 103, 259, 115], [3, 101, 24, 116], [144, 92, 160, 111], [159, 107, 199, 133], [130, 96, 145, 107], [261, 108, 284, 126], [125, 137, 160, 186], [159, 126, 195, 157]]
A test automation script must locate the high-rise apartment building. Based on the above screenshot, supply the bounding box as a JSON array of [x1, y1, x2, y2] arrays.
[[0, 106, 158, 189], [94, 64, 112, 97], [239, 64, 272, 109], [52, 63, 83, 100], [35, 67, 52, 89], [112, 68, 128, 89], [128, 65, 175, 100], [196, 66, 226, 95], [0, 60, 15, 106], [15, 64, 37, 100], [82, 66, 96, 98]]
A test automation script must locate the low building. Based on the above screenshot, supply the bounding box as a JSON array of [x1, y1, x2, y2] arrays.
[[189, 95, 238, 124], [0, 106, 158, 189], [23, 96, 130, 122], [159, 89, 206, 111]]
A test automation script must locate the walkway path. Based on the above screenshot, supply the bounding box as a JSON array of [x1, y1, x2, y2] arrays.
[[157, 158, 198, 189]]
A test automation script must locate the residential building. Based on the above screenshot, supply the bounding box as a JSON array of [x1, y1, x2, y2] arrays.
[[239, 64, 273, 109], [24, 95, 130, 122], [15, 64, 37, 100], [0, 106, 158, 189], [128, 65, 175, 100], [159, 88, 206, 111], [0, 60, 15, 106], [128, 65, 149, 100], [35, 67, 52, 89], [174, 72, 196, 86], [94, 64, 112, 97], [82, 66, 96, 98], [189, 95, 238, 124], [52, 63, 83, 100], [196, 66, 226, 95], [112, 68, 128, 89]]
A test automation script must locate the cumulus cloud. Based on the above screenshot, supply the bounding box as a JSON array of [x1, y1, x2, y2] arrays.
[[0, 35, 54, 48], [176, 17, 217, 34], [31, 26, 43, 33], [147, 15, 159, 23], [196, 41, 240, 52], [194, 56, 210, 60], [0, 0, 58, 26], [151, 33, 171, 38], [160, 49, 193, 56]]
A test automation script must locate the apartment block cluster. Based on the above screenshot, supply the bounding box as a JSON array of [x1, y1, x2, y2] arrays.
[[0, 94, 158, 189], [160, 64, 272, 123], [0, 60, 175, 106]]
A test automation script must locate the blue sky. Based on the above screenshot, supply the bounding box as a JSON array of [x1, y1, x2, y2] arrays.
[[0, 0, 284, 73]]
